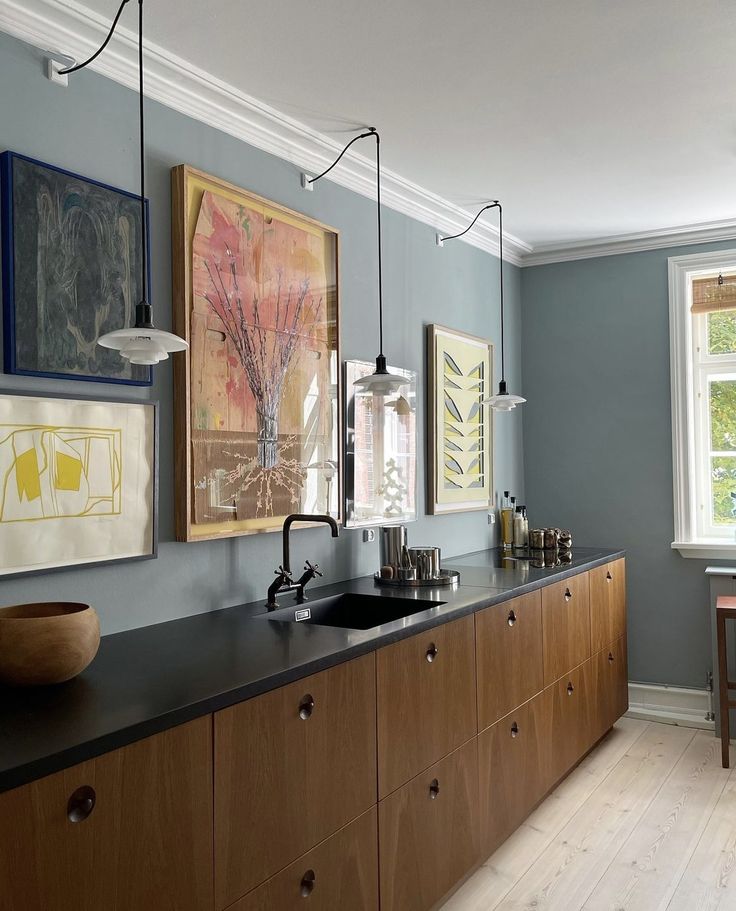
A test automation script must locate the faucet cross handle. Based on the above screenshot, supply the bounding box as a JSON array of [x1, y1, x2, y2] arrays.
[[276, 565, 294, 585], [304, 560, 323, 578]]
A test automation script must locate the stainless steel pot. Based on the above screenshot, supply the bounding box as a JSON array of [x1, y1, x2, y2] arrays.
[[380, 525, 407, 570], [408, 546, 441, 580]]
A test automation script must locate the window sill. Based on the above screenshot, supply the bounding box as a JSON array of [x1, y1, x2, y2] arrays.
[[672, 541, 736, 559]]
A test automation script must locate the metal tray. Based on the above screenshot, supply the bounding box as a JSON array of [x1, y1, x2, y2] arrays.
[[373, 569, 461, 588]]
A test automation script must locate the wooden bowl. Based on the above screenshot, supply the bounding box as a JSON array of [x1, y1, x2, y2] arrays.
[[0, 602, 100, 686]]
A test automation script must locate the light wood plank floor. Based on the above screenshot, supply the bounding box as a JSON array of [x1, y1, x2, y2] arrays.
[[442, 719, 736, 911]]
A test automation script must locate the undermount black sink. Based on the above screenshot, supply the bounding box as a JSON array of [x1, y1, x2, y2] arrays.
[[258, 592, 446, 630]]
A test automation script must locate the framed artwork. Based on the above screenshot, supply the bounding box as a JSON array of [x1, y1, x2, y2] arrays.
[[344, 359, 417, 527], [171, 165, 340, 541], [0, 392, 157, 578], [1, 151, 152, 385], [426, 324, 493, 514]]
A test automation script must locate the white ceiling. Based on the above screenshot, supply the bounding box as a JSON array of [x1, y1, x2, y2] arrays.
[[25, 0, 736, 251]]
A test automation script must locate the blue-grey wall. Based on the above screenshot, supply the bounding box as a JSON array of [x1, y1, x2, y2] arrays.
[[522, 241, 736, 689], [0, 31, 524, 635]]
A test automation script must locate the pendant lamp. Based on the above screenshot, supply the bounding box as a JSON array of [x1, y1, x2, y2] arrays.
[[439, 202, 525, 411], [307, 129, 405, 394], [60, 0, 188, 366]]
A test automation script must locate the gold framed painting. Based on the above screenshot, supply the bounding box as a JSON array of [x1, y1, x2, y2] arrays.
[[426, 324, 493, 514], [171, 165, 340, 541], [0, 392, 157, 577]]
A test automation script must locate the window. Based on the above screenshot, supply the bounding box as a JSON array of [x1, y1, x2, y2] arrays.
[[670, 250, 736, 557]]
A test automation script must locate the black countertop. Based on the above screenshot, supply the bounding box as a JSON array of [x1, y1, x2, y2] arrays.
[[0, 546, 623, 794]]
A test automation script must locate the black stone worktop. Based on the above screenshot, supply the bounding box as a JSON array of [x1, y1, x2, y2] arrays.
[[0, 546, 623, 794]]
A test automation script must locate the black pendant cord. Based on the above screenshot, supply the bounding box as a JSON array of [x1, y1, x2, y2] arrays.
[[440, 201, 506, 387], [137, 0, 149, 321], [58, 0, 131, 74], [309, 128, 384, 360], [58, 0, 151, 328]]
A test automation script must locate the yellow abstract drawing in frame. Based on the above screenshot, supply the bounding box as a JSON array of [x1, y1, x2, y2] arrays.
[[0, 394, 156, 577], [427, 324, 493, 514]]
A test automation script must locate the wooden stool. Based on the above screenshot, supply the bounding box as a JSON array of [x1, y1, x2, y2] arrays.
[[716, 596, 736, 768]]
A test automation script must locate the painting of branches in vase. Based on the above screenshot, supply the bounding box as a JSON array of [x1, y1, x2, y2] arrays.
[[172, 166, 340, 541]]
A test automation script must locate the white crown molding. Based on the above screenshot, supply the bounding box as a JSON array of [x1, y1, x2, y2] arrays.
[[0, 0, 531, 265], [522, 218, 736, 267]]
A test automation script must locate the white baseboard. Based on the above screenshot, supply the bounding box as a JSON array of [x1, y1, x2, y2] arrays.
[[626, 682, 714, 731]]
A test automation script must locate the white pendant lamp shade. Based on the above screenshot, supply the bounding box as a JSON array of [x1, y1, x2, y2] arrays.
[[353, 355, 406, 395], [98, 326, 188, 365], [482, 380, 526, 412]]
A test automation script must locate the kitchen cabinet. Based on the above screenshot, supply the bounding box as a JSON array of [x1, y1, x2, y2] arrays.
[[592, 636, 629, 739], [542, 572, 592, 685], [590, 559, 627, 654], [228, 808, 379, 911], [476, 590, 544, 731], [378, 737, 480, 911], [478, 688, 552, 856], [214, 652, 376, 907], [0, 717, 213, 911], [377, 614, 476, 798], [548, 660, 596, 784]]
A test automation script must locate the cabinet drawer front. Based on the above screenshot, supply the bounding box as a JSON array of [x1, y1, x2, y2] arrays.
[[590, 559, 627, 653], [476, 591, 544, 731], [229, 808, 378, 911], [549, 661, 595, 783], [542, 572, 591, 685], [593, 637, 629, 739], [378, 738, 480, 911], [478, 689, 552, 856], [215, 653, 377, 908], [0, 718, 214, 911], [377, 615, 476, 798]]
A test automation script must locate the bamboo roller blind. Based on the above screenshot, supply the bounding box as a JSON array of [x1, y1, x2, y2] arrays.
[[691, 275, 736, 314]]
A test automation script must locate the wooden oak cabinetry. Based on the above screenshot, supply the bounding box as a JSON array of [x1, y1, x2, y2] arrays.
[[478, 688, 552, 856], [542, 572, 592, 685], [0, 558, 628, 911], [377, 615, 476, 798], [214, 653, 376, 908], [0, 717, 213, 911], [590, 559, 627, 653], [229, 809, 379, 911], [378, 737, 480, 911], [476, 590, 544, 730]]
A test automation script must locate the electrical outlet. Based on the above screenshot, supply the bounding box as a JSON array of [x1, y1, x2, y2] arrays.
[[487, 512, 496, 525], [363, 528, 376, 543], [300, 173, 314, 191]]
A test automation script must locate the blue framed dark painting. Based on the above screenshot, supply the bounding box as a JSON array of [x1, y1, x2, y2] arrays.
[[1, 151, 152, 385]]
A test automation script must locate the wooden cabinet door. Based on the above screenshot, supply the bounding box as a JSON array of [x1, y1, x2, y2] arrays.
[[592, 637, 629, 740], [476, 591, 544, 731], [377, 615, 476, 798], [229, 808, 378, 911], [215, 653, 377, 908], [378, 738, 480, 911], [542, 572, 591, 685], [0, 717, 214, 911], [478, 689, 552, 857], [590, 559, 627, 653], [548, 661, 595, 784]]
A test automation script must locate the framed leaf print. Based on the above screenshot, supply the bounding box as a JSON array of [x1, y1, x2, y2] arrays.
[[1, 151, 152, 385], [427, 324, 493, 514], [171, 165, 340, 541], [0, 392, 157, 578]]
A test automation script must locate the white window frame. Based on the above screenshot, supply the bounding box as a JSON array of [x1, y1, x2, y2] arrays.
[[670, 249, 736, 558]]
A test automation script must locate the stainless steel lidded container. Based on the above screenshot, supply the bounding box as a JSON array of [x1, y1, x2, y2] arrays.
[[380, 525, 408, 570], [409, 546, 442, 580]]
